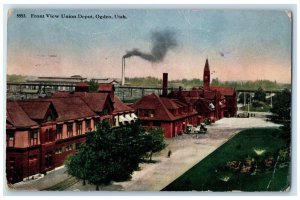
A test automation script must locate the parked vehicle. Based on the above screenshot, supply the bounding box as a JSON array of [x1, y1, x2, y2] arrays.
[[185, 123, 207, 134]]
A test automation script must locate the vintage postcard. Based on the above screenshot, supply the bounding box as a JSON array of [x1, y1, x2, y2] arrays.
[[5, 8, 292, 192]]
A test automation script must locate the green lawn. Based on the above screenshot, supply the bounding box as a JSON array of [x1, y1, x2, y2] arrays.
[[162, 128, 290, 191]]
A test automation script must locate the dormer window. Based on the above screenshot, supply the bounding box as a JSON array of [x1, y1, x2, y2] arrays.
[[47, 115, 52, 122], [103, 108, 109, 115]]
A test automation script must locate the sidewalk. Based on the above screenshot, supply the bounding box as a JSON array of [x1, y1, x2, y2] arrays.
[[10, 117, 281, 192]]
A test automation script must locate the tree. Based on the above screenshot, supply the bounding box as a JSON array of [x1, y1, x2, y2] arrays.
[[271, 89, 291, 122], [270, 89, 291, 142], [146, 128, 166, 161], [65, 120, 165, 190], [253, 87, 266, 102], [66, 121, 114, 190], [88, 80, 99, 92], [65, 145, 91, 186], [211, 78, 220, 86]]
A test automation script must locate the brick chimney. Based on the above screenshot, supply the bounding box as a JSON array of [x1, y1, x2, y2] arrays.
[[162, 73, 168, 97]]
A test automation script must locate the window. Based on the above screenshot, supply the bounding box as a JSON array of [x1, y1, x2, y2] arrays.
[[8, 157, 15, 170], [47, 115, 52, 122], [30, 129, 38, 145], [7, 131, 15, 147], [65, 145, 73, 151], [153, 121, 161, 126], [67, 123, 73, 137], [76, 122, 82, 135], [45, 129, 52, 142], [7, 131, 14, 141], [144, 110, 149, 117], [45, 153, 52, 168], [150, 110, 155, 118], [86, 120, 91, 131], [56, 124, 63, 140], [103, 108, 109, 115], [29, 155, 37, 161]]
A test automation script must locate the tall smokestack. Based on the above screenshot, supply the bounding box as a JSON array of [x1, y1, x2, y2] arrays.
[[162, 73, 168, 97], [121, 58, 125, 86]]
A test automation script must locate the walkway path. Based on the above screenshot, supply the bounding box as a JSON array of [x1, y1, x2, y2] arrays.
[[11, 118, 280, 192]]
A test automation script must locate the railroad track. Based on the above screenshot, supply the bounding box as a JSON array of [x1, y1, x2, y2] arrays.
[[41, 176, 79, 191]]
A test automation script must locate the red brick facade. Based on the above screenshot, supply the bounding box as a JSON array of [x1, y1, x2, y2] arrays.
[[132, 59, 237, 137], [6, 84, 135, 184]]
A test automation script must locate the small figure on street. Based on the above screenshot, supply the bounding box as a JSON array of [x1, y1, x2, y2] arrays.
[[167, 150, 172, 158]]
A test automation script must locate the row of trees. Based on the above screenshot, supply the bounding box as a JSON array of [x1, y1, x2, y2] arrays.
[[65, 120, 165, 190], [124, 76, 290, 91]]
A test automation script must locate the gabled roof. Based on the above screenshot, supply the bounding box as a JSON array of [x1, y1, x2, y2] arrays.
[[133, 93, 174, 121], [98, 83, 114, 92], [52, 91, 111, 113], [113, 96, 134, 113], [18, 101, 53, 120], [210, 86, 236, 96], [45, 97, 97, 122], [133, 93, 197, 121], [160, 97, 185, 109], [74, 92, 110, 113], [6, 101, 38, 128]]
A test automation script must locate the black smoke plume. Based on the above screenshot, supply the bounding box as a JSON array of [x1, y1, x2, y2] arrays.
[[123, 29, 177, 62]]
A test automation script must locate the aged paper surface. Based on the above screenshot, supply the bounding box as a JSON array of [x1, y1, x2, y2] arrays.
[[6, 8, 291, 192]]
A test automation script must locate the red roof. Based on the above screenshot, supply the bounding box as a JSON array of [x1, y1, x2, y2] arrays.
[[203, 90, 216, 100], [74, 92, 110, 113], [45, 97, 97, 122], [113, 96, 134, 113], [98, 83, 114, 92], [75, 82, 89, 87], [51, 91, 70, 98], [52, 91, 110, 113], [18, 101, 53, 120], [133, 93, 197, 121], [210, 86, 236, 96], [7, 101, 38, 128], [133, 93, 174, 121], [160, 97, 185, 109]]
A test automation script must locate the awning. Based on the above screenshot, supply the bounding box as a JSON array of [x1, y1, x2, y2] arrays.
[[125, 114, 132, 122], [114, 116, 120, 127], [131, 113, 138, 120], [119, 115, 128, 123]]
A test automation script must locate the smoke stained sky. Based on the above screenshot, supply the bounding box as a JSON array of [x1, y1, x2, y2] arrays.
[[7, 9, 291, 83]]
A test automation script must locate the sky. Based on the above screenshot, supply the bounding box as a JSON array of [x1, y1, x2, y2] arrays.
[[7, 9, 292, 83]]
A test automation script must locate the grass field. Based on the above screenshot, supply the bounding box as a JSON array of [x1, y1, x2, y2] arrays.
[[162, 128, 290, 191]]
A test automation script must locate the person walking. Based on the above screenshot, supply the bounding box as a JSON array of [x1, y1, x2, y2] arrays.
[[167, 150, 172, 158]]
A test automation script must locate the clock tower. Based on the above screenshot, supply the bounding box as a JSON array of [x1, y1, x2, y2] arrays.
[[203, 58, 210, 90]]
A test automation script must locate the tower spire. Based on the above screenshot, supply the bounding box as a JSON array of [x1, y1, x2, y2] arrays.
[[203, 58, 210, 89]]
